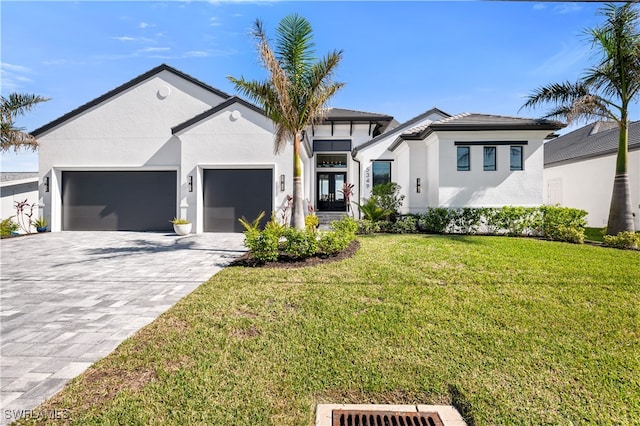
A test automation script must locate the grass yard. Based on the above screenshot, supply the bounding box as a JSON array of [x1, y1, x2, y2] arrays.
[[23, 235, 639, 425]]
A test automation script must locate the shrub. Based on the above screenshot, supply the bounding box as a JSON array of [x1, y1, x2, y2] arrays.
[[357, 219, 380, 235], [392, 215, 418, 234], [304, 214, 319, 231], [248, 230, 280, 262], [1, 217, 19, 237], [603, 231, 640, 249], [371, 182, 405, 221], [493, 206, 541, 236], [449, 208, 484, 234], [356, 198, 390, 221], [418, 208, 453, 233], [318, 230, 351, 255], [541, 206, 587, 243], [331, 216, 358, 236], [282, 228, 318, 258]]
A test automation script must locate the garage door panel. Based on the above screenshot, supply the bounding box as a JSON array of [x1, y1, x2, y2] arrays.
[[62, 171, 176, 231], [204, 169, 272, 232]]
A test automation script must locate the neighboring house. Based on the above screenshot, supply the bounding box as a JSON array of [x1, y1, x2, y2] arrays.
[[32, 64, 563, 233], [1, 173, 40, 227], [543, 121, 640, 229]]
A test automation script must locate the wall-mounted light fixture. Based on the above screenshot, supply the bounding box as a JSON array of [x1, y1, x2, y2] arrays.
[[416, 177, 421, 193], [188, 175, 193, 192], [280, 174, 285, 192], [44, 176, 50, 193]]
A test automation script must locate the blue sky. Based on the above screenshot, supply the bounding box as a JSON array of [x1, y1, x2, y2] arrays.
[[2, 1, 638, 171]]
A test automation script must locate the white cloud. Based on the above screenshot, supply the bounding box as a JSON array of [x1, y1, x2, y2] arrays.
[[209, 17, 222, 26], [1, 62, 34, 92], [532, 4, 546, 11], [138, 22, 154, 29], [112, 36, 136, 42], [184, 50, 210, 57], [530, 42, 590, 78], [554, 3, 582, 15], [139, 47, 171, 53]]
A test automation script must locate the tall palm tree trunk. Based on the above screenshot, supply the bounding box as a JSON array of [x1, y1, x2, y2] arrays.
[[606, 119, 635, 235], [291, 133, 305, 229]]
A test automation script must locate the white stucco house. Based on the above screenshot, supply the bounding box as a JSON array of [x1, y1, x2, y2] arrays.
[[544, 121, 640, 229], [32, 64, 563, 233]]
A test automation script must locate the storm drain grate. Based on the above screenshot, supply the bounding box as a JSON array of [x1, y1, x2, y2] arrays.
[[332, 409, 444, 426]]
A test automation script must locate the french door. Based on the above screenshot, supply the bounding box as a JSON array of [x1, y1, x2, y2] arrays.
[[317, 172, 346, 211]]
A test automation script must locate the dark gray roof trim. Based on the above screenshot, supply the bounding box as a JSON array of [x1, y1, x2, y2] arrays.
[[545, 120, 640, 166], [172, 96, 266, 134], [353, 107, 451, 155], [32, 64, 231, 137]]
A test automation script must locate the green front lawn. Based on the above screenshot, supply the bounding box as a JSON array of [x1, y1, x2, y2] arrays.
[[27, 235, 639, 425]]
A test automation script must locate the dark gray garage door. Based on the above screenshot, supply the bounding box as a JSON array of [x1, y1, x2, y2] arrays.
[[203, 169, 272, 232], [62, 171, 176, 231]]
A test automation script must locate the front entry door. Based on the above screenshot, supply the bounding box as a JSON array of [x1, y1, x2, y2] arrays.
[[317, 172, 346, 211]]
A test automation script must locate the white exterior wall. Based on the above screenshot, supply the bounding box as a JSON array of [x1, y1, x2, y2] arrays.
[[177, 104, 292, 233], [544, 149, 640, 229], [1, 178, 40, 232], [37, 71, 227, 231], [437, 130, 547, 207]]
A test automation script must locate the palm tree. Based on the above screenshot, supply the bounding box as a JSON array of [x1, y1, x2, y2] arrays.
[[228, 14, 344, 229], [1, 92, 49, 152], [522, 2, 640, 235]]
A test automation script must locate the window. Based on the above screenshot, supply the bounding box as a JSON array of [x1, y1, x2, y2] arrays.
[[510, 146, 523, 171], [372, 161, 391, 186], [457, 146, 470, 171], [483, 147, 496, 171]]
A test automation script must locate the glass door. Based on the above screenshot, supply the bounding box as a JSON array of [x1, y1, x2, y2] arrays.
[[317, 172, 346, 211]]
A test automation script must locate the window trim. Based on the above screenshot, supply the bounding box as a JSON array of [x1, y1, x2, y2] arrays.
[[457, 146, 470, 171], [483, 146, 497, 171]]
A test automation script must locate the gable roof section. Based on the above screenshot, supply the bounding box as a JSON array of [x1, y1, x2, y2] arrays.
[[171, 96, 267, 134], [31, 64, 231, 137], [388, 112, 564, 151], [544, 120, 640, 166], [353, 107, 451, 155]]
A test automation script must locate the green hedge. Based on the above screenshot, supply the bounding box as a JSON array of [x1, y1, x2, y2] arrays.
[[357, 206, 588, 244]]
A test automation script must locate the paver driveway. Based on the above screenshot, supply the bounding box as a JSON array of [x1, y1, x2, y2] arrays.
[[0, 231, 245, 424]]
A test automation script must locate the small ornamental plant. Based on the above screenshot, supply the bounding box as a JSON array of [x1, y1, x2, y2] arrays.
[[170, 217, 190, 225]]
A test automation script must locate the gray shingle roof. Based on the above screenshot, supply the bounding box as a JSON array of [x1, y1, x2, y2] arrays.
[[544, 121, 640, 166], [323, 107, 393, 121], [397, 112, 564, 143]]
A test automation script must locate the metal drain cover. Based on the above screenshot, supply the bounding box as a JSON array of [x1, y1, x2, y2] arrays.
[[332, 409, 444, 426]]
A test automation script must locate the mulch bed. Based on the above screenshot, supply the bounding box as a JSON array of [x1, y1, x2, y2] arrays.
[[230, 240, 360, 269]]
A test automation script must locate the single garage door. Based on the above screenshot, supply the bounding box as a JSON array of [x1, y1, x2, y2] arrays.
[[62, 171, 176, 231], [203, 169, 272, 232]]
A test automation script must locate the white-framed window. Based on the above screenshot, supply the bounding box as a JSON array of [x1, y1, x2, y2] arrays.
[[457, 146, 470, 171], [483, 146, 496, 171], [510, 146, 524, 171]]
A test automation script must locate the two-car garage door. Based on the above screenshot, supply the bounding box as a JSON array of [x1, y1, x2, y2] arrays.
[[61, 169, 272, 232]]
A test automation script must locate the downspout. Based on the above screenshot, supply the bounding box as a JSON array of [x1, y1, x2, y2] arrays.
[[351, 151, 361, 219]]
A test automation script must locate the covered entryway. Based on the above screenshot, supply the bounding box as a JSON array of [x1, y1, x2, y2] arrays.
[[61, 171, 176, 231], [203, 169, 273, 232]]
